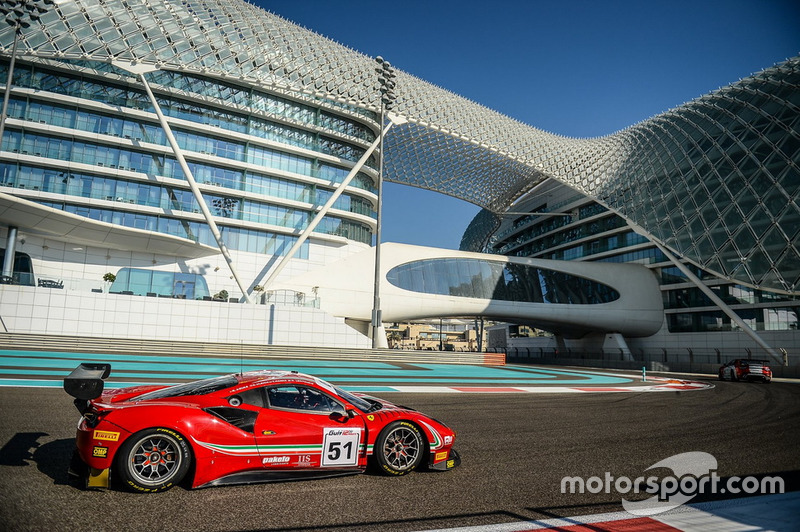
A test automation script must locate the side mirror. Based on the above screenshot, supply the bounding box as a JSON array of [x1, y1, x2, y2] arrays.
[[330, 409, 357, 422]]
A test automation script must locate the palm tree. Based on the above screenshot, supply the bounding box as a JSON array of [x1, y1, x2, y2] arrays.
[[387, 331, 402, 348]]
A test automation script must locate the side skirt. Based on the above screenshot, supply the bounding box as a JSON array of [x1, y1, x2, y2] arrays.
[[197, 468, 363, 489]]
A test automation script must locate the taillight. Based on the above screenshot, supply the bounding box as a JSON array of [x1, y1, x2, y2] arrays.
[[83, 406, 111, 428]]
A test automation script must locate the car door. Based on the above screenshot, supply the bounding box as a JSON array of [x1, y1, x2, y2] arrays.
[[253, 384, 366, 471]]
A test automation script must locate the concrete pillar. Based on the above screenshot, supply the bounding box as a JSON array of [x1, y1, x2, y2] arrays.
[[370, 323, 389, 349], [2, 226, 18, 279], [554, 335, 567, 355], [604, 332, 633, 361]]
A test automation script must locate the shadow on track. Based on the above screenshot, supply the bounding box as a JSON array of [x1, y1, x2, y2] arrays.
[[0, 432, 74, 486], [0, 432, 48, 466]]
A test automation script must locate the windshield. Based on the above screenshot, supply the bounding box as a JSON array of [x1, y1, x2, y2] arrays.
[[135, 375, 238, 401], [333, 385, 381, 413]]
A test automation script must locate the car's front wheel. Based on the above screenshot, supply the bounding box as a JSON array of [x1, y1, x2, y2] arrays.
[[116, 427, 192, 493], [375, 421, 424, 476]]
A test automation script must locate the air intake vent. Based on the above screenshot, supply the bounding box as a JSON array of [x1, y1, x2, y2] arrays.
[[204, 407, 258, 433]]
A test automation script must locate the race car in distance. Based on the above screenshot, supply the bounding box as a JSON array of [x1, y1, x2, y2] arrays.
[[718, 359, 772, 383], [64, 363, 460, 492]]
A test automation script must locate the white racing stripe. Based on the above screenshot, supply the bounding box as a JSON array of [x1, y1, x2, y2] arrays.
[[418, 492, 800, 531]]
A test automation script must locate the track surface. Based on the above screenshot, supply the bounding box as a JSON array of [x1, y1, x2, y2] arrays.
[[0, 350, 654, 389], [1, 379, 798, 531]]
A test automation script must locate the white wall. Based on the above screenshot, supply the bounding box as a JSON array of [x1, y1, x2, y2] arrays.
[[1, 227, 370, 301], [0, 284, 371, 348]]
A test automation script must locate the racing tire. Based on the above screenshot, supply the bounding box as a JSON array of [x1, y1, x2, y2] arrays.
[[116, 427, 192, 493], [374, 421, 424, 476]]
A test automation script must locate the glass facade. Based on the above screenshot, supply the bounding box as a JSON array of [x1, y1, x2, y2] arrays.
[[589, 63, 800, 294], [0, 0, 796, 346], [110, 268, 211, 299], [0, 163, 373, 245], [3, 1, 797, 295], [4, 63, 377, 165], [387, 258, 619, 304], [667, 308, 798, 333], [31, 200, 310, 258], [664, 283, 800, 332], [485, 187, 800, 333], [496, 203, 610, 254], [0, 58, 379, 249]]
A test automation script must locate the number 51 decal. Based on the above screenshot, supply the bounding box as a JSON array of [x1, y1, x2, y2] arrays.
[[321, 428, 362, 467]]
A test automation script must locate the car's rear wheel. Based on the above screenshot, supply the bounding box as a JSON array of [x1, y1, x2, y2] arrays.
[[375, 421, 424, 476], [116, 428, 191, 493]]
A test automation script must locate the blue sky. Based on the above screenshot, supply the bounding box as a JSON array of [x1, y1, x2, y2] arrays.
[[257, 0, 800, 250]]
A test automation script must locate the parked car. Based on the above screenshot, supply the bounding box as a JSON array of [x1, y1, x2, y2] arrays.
[[718, 359, 772, 383], [64, 363, 460, 492]]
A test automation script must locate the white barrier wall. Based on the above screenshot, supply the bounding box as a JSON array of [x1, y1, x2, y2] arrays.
[[0, 285, 371, 348]]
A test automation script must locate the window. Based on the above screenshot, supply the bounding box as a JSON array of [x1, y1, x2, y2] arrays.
[[108, 267, 210, 299], [387, 258, 619, 304], [266, 385, 345, 414], [136, 375, 238, 400], [0, 249, 34, 286], [235, 388, 266, 408]]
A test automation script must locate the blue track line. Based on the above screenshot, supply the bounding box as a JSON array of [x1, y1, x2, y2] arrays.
[[0, 349, 635, 388]]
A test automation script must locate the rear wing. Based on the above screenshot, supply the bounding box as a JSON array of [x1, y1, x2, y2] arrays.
[[64, 363, 112, 400]]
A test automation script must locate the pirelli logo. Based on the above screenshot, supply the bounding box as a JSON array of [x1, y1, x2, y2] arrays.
[[435, 451, 448, 461], [93, 430, 120, 442]]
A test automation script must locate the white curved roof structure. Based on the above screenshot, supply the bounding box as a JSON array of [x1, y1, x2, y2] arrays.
[[1, 0, 798, 293], [276, 243, 665, 339]]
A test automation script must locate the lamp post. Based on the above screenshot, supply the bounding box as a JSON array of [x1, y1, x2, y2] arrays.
[[371, 56, 397, 348], [0, 0, 53, 281]]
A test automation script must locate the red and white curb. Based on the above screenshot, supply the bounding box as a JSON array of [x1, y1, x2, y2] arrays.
[[379, 379, 713, 393], [419, 491, 800, 531]]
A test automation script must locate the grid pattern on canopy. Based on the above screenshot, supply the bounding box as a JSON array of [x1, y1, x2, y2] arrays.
[[0, 0, 797, 292]]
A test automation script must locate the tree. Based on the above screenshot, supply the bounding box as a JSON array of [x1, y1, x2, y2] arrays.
[[213, 289, 229, 301], [387, 331, 402, 348]]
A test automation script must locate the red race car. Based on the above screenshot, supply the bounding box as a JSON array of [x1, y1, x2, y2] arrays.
[[718, 359, 772, 383], [64, 363, 460, 492]]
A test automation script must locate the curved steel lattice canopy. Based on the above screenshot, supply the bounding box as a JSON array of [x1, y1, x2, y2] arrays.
[[0, 0, 798, 293]]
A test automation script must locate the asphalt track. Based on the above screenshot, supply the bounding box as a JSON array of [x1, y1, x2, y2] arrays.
[[1, 371, 799, 532]]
